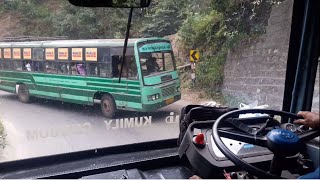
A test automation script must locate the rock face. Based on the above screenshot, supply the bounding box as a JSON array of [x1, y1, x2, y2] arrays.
[[222, 0, 319, 112]]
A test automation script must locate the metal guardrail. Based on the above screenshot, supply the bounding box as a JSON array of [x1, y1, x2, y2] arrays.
[[177, 63, 191, 70]]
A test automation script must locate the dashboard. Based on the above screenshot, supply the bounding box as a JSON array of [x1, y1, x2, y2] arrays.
[[178, 119, 305, 178]]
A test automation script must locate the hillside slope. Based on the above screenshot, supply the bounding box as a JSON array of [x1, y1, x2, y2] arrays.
[[0, 13, 21, 38]]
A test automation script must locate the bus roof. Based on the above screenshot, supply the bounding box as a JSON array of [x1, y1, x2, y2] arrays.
[[0, 38, 168, 48]]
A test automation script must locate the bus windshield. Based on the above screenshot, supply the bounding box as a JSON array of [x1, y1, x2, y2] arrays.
[[138, 42, 175, 77]]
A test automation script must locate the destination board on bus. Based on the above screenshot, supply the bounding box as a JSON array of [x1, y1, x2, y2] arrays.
[[13, 48, 21, 59], [58, 48, 69, 60], [86, 48, 97, 61], [46, 48, 55, 60], [4, 48, 11, 59], [72, 48, 83, 61], [23, 48, 32, 59]]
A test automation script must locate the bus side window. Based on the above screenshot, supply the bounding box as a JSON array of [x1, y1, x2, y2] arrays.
[[88, 63, 98, 76], [0, 60, 3, 70], [45, 62, 57, 73], [71, 62, 86, 76], [4, 60, 11, 70], [13, 60, 22, 71], [32, 48, 44, 72], [57, 62, 69, 74], [126, 56, 138, 80], [32, 61, 44, 72], [111, 56, 120, 78], [98, 53, 112, 78]]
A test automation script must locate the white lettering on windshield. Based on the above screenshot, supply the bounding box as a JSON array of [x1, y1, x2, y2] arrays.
[[165, 112, 179, 124], [26, 122, 91, 141], [104, 116, 152, 130], [24, 112, 182, 141]]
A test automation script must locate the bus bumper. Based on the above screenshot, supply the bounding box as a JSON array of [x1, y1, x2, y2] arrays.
[[141, 94, 181, 112]]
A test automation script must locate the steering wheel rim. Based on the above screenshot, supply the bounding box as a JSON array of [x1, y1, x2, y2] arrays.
[[212, 109, 310, 179]]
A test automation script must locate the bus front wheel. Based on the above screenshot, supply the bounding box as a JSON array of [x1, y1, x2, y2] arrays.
[[17, 84, 31, 103], [101, 95, 116, 118]]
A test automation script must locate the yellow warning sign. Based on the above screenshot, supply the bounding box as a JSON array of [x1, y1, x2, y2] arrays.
[[190, 50, 199, 62]]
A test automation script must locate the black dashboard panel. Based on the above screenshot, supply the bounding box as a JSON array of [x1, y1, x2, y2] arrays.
[[82, 166, 192, 179], [0, 139, 192, 179], [178, 120, 276, 178]]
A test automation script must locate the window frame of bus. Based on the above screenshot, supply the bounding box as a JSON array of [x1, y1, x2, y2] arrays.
[[22, 48, 32, 72], [96, 48, 112, 78], [57, 47, 71, 75], [44, 47, 57, 74], [86, 47, 99, 77], [12, 47, 22, 71], [3, 48, 12, 70], [32, 48, 45, 72], [71, 47, 86, 76]]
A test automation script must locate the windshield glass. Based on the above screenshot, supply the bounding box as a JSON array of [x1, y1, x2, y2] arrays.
[[138, 42, 175, 77], [0, 0, 310, 163]]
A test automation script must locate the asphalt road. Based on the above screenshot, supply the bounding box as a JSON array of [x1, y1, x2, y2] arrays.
[[0, 91, 191, 162]]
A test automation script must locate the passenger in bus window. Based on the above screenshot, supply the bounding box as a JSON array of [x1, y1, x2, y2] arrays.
[[76, 63, 86, 76], [45, 62, 56, 73], [26, 62, 31, 71], [111, 56, 120, 77], [71, 64, 78, 75], [117, 58, 128, 78], [146, 56, 160, 73], [127, 56, 138, 79], [36, 61, 44, 72], [58, 63, 69, 74], [88, 63, 97, 76]]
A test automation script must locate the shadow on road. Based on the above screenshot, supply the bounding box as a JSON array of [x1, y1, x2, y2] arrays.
[[0, 93, 175, 121]]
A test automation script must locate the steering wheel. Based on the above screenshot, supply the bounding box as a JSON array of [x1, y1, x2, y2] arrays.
[[212, 109, 319, 179]]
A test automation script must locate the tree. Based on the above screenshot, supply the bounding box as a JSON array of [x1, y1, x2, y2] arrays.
[[139, 0, 186, 37]]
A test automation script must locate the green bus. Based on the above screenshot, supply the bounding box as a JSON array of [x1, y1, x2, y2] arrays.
[[0, 38, 181, 118]]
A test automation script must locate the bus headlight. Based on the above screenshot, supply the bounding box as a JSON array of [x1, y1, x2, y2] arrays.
[[148, 93, 160, 101], [176, 86, 180, 92]]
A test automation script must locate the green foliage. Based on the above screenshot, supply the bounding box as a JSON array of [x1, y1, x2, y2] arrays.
[[53, 3, 129, 39], [196, 51, 226, 90], [139, 0, 186, 37]]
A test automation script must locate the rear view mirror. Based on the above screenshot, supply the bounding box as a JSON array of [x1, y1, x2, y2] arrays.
[[68, 0, 151, 8]]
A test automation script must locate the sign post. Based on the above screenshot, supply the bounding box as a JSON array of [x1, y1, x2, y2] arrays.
[[190, 50, 200, 86]]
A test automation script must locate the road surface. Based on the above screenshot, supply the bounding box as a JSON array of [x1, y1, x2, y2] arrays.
[[0, 91, 191, 162]]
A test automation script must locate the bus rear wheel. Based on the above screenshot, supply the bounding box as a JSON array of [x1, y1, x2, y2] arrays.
[[17, 84, 31, 103], [101, 95, 116, 118]]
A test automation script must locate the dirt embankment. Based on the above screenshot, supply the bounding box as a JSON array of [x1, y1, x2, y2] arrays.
[[0, 13, 21, 39]]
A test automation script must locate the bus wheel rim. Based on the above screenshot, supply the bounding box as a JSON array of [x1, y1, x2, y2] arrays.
[[20, 86, 28, 99]]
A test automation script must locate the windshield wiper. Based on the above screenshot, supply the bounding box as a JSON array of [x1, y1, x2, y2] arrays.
[[119, 8, 134, 83]]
